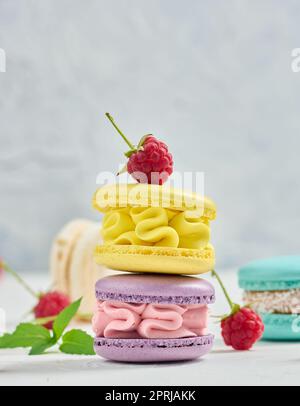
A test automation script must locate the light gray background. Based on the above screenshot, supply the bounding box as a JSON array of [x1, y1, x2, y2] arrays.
[[0, 0, 300, 272]]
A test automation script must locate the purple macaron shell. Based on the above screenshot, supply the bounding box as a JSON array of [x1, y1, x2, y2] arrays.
[[95, 274, 215, 305], [94, 335, 214, 363]]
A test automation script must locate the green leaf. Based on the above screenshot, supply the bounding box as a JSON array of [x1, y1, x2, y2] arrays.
[[137, 134, 149, 150], [60, 330, 95, 356], [0, 324, 51, 349], [53, 298, 82, 341], [0, 334, 17, 347], [29, 338, 56, 356]]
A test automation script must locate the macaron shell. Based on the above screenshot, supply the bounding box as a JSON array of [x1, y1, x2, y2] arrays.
[[261, 313, 300, 341], [239, 256, 300, 291], [95, 273, 215, 304], [94, 335, 214, 363], [94, 244, 215, 275], [50, 219, 94, 295], [93, 184, 216, 220], [69, 223, 117, 320]]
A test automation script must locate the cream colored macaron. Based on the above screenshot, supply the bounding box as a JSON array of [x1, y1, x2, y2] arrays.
[[69, 223, 115, 319], [51, 219, 92, 296], [50, 219, 115, 320]]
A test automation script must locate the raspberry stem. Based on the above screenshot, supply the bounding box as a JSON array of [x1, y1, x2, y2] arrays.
[[212, 270, 237, 312], [34, 315, 57, 325], [2, 261, 39, 299], [105, 113, 135, 151]]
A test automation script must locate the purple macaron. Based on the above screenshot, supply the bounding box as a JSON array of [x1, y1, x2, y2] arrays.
[[93, 274, 215, 363]]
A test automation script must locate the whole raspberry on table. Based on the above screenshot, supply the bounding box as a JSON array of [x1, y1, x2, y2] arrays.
[[221, 307, 264, 351], [106, 113, 173, 185], [34, 291, 71, 330], [212, 270, 264, 351], [0, 259, 71, 329]]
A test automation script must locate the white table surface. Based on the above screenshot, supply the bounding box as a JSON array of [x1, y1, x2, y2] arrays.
[[0, 270, 299, 386]]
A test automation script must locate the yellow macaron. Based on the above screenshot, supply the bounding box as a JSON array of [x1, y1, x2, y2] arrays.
[[93, 184, 217, 275]]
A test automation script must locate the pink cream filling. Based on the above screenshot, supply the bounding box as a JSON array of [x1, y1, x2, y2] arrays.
[[92, 301, 209, 339]]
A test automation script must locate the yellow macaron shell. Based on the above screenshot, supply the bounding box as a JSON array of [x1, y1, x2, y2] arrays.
[[93, 183, 216, 219], [93, 184, 216, 275], [94, 244, 215, 275]]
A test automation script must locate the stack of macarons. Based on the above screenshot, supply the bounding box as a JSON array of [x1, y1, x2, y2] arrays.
[[92, 183, 217, 362], [239, 256, 300, 341]]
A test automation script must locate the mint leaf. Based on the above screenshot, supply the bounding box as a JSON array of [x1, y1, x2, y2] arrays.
[[0, 324, 51, 349], [60, 330, 95, 355], [0, 298, 84, 356], [0, 334, 16, 347], [53, 298, 82, 341], [29, 338, 55, 356]]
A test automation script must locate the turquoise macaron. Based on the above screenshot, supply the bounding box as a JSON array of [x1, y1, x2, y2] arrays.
[[238, 256, 300, 341]]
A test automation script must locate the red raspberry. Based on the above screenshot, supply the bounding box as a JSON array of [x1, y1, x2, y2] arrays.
[[127, 135, 173, 185], [221, 307, 264, 351], [34, 291, 71, 330], [105, 113, 174, 185]]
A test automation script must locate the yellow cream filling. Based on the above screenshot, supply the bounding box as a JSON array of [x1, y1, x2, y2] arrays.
[[102, 207, 211, 250]]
